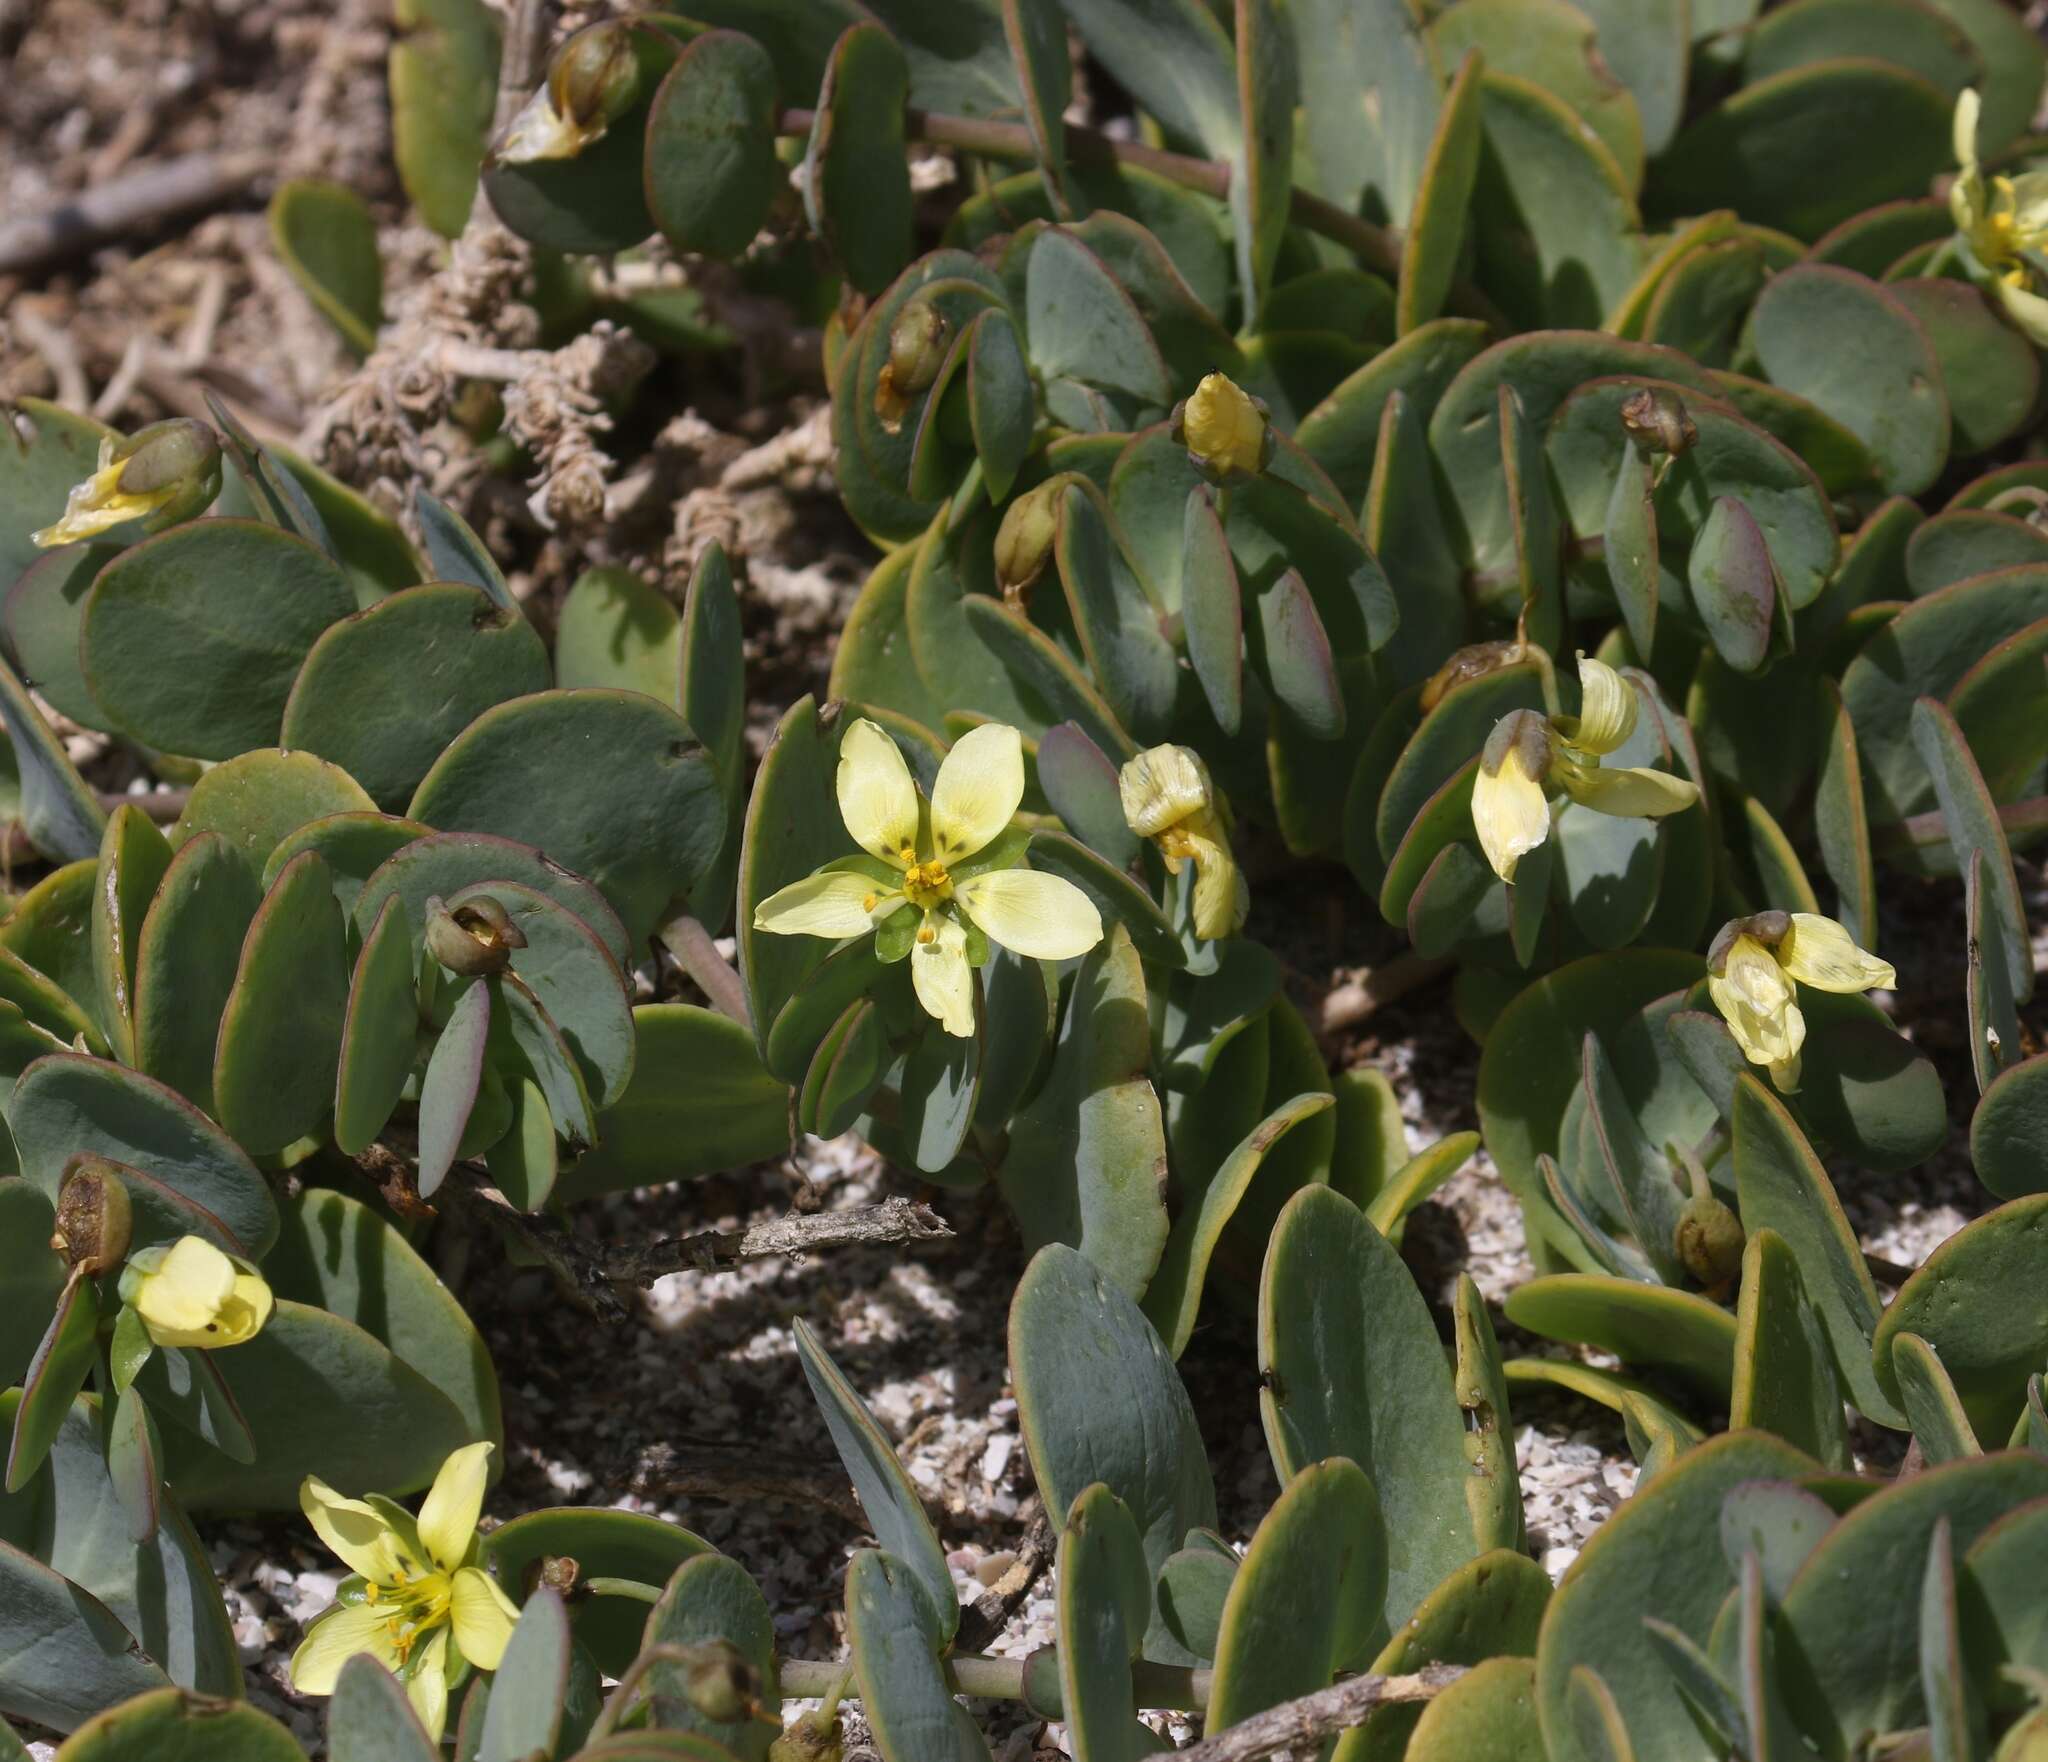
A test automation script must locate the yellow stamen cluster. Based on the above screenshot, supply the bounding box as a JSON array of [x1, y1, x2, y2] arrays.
[[900, 859, 953, 908]]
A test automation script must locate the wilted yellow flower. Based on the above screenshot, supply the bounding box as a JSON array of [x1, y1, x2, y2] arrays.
[[1176, 373, 1271, 485], [1950, 88, 2048, 346], [1119, 744, 1248, 941], [753, 719, 1102, 1036], [1470, 657, 1699, 883], [32, 419, 221, 548], [494, 21, 638, 163], [290, 1442, 520, 1740], [1706, 911, 1897, 1094], [118, 1235, 272, 1349]]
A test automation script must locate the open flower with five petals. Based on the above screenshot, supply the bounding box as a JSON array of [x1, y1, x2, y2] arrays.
[[289, 1442, 521, 1740], [1950, 88, 2048, 347], [1470, 656, 1700, 883], [752, 719, 1103, 1037], [1707, 911, 1896, 1094]]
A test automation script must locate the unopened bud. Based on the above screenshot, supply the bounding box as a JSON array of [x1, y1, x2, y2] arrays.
[[32, 419, 222, 548], [1619, 386, 1697, 458], [52, 1156, 132, 1275], [424, 894, 527, 976], [534, 1555, 580, 1600], [1420, 639, 1527, 713], [769, 1709, 845, 1762], [550, 21, 641, 130], [994, 480, 1061, 602], [680, 1641, 759, 1724], [1172, 372, 1272, 486], [874, 300, 950, 436], [1674, 1192, 1745, 1287]]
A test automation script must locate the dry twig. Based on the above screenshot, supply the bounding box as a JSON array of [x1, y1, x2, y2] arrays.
[[0, 151, 269, 278], [953, 1507, 1055, 1653], [1165, 1665, 1467, 1760], [602, 1197, 954, 1285]]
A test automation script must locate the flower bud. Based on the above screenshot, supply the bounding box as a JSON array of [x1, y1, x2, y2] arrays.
[[769, 1710, 845, 1762], [994, 481, 1061, 603], [678, 1641, 759, 1724], [1172, 372, 1272, 486], [52, 1155, 132, 1276], [1674, 1191, 1746, 1288], [32, 419, 222, 549], [551, 21, 641, 130], [118, 1235, 274, 1349], [1420, 639, 1527, 713], [1619, 386, 1698, 459], [424, 894, 527, 976], [874, 300, 950, 436], [533, 1554, 581, 1600], [495, 22, 640, 164]]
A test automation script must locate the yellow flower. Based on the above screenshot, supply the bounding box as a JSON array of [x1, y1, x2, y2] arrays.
[[1118, 744, 1247, 941], [1950, 88, 2048, 347], [752, 719, 1103, 1037], [1470, 657, 1700, 883], [118, 1235, 272, 1349], [1177, 373, 1271, 485], [1706, 912, 1897, 1094], [290, 1442, 520, 1741], [32, 419, 222, 549]]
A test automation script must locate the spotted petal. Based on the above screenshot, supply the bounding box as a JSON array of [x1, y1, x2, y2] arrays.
[[910, 910, 976, 1037], [956, 868, 1103, 961], [931, 722, 1024, 863], [837, 718, 919, 866]]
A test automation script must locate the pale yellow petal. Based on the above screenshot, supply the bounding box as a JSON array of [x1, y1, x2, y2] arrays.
[[289, 1603, 400, 1695], [836, 718, 919, 865], [416, 1441, 493, 1572], [956, 868, 1103, 961], [201, 1271, 273, 1347], [910, 912, 976, 1037], [1182, 373, 1269, 478], [1118, 744, 1211, 839], [2011, 171, 2048, 237], [407, 1629, 450, 1742], [1571, 656, 1637, 756], [1995, 279, 2048, 349], [1778, 914, 1896, 994], [495, 88, 591, 163], [1184, 826, 1249, 941], [1472, 746, 1552, 883], [135, 1235, 235, 1335], [1709, 937, 1806, 1081], [752, 871, 895, 939], [301, 1477, 413, 1584], [1767, 1051, 1803, 1095], [1563, 764, 1700, 819], [930, 722, 1024, 862], [29, 441, 169, 549], [1952, 88, 1981, 176], [449, 1566, 522, 1671]]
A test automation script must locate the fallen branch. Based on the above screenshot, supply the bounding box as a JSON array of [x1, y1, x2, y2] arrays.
[[0, 152, 269, 278], [602, 1196, 953, 1285], [953, 1506, 1055, 1654], [1165, 1664, 1467, 1759]]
